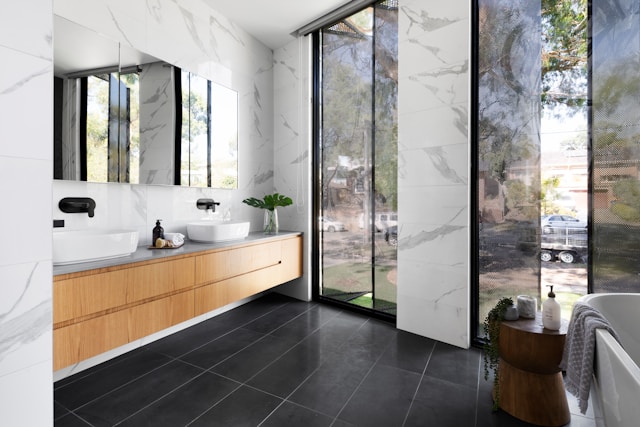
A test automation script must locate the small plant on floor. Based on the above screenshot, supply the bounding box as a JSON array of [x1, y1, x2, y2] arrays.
[[482, 296, 513, 411]]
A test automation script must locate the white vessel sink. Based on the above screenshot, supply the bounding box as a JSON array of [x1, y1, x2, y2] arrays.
[[187, 220, 250, 242], [53, 229, 139, 265]]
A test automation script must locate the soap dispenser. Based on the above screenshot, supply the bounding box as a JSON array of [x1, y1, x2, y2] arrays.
[[542, 285, 561, 330], [152, 219, 164, 243]]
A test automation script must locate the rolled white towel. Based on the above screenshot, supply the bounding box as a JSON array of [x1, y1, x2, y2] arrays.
[[164, 232, 185, 246]]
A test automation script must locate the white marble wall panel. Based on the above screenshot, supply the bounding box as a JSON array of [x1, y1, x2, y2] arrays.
[[399, 105, 467, 150], [53, 180, 252, 247], [0, 2, 53, 59], [273, 38, 312, 301], [399, 143, 468, 187], [0, 1, 53, 425], [397, 0, 470, 349], [139, 62, 175, 185]]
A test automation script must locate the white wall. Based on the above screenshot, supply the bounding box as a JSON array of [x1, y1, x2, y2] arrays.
[[396, 0, 471, 348], [272, 37, 313, 301], [0, 1, 54, 426]]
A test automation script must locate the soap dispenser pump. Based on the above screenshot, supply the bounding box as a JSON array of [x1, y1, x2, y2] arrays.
[[152, 219, 164, 243], [542, 285, 561, 330]]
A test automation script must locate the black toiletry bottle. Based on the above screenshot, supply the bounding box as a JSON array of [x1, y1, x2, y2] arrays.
[[152, 219, 164, 242]]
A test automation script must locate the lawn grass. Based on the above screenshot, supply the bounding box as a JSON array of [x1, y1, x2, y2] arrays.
[[322, 261, 397, 312]]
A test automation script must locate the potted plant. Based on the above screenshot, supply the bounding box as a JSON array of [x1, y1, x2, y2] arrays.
[[483, 296, 514, 411], [242, 193, 293, 234]]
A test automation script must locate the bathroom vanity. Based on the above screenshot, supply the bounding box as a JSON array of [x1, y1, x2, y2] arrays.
[[53, 232, 302, 370]]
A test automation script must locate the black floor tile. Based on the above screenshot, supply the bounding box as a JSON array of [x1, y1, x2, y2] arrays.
[[209, 333, 297, 382], [54, 349, 173, 410], [425, 341, 482, 388], [242, 300, 314, 335], [288, 349, 376, 417], [405, 375, 477, 427], [189, 385, 282, 426], [144, 316, 241, 358], [337, 363, 422, 427], [53, 294, 595, 427], [247, 338, 326, 397], [180, 327, 266, 369], [268, 304, 342, 341], [260, 401, 334, 427], [377, 330, 435, 374], [294, 311, 369, 360], [54, 401, 69, 420], [331, 318, 397, 364], [118, 371, 240, 426], [74, 360, 204, 426], [53, 413, 91, 427]]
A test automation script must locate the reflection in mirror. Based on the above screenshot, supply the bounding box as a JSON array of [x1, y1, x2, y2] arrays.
[[53, 15, 238, 189], [178, 70, 238, 188]]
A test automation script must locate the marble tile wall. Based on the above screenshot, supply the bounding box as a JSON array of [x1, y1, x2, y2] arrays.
[[0, 1, 54, 426], [53, 0, 276, 241], [272, 37, 312, 301], [396, 0, 471, 348]]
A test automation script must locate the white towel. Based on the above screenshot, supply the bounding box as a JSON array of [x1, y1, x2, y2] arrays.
[[560, 301, 621, 414], [163, 232, 185, 246]]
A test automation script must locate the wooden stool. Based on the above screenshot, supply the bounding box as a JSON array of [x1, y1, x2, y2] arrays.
[[497, 313, 570, 426]]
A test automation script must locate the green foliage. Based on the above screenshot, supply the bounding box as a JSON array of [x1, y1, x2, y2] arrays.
[[611, 179, 640, 222], [541, 0, 588, 110], [242, 193, 293, 211], [614, 179, 640, 207], [483, 297, 514, 411]]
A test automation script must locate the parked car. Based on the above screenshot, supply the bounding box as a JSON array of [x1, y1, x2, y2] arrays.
[[320, 216, 346, 232], [540, 215, 587, 234], [358, 212, 398, 232], [385, 225, 398, 247]]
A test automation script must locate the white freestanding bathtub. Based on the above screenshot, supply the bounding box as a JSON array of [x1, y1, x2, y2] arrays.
[[578, 293, 640, 427]]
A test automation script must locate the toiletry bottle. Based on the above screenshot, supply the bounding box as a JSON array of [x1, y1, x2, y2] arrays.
[[152, 219, 164, 243], [542, 285, 561, 330]]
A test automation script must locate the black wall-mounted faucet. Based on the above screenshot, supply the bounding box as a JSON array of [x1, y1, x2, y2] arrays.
[[59, 197, 96, 218], [196, 198, 220, 212]]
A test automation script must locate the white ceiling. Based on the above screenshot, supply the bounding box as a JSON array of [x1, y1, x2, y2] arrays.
[[200, 0, 353, 49]]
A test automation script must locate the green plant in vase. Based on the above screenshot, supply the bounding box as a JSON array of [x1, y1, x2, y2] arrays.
[[483, 296, 514, 411], [242, 193, 293, 234]]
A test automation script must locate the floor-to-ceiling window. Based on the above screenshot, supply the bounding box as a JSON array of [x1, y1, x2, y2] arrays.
[[476, 0, 546, 333], [315, 0, 398, 318], [591, 0, 640, 294], [475, 0, 640, 339]]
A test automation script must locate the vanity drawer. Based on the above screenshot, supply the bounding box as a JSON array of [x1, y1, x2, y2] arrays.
[[53, 290, 193, 370], [194, 240, 282, 285], [54, 257, 195, 325]]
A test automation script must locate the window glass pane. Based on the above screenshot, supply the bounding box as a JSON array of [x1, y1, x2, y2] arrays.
[[477, 0, 590, 335], [477, 0, 542, 325], [86, 75, 109, 182], [318, 1, 398, 316], [591, 0, 640, 293]]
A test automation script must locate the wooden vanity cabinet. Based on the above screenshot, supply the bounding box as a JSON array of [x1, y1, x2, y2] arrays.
[[194, 237, 303, 315], [53, 234, 302, 371]]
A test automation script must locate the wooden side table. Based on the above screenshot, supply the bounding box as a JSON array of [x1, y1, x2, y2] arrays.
[[497, 312, 570, 426]]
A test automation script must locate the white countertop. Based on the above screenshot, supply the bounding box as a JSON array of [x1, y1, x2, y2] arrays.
[[53, 231, 302, 276]]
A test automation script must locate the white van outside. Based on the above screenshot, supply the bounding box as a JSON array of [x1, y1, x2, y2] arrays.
[[359, 212, 397, 232]]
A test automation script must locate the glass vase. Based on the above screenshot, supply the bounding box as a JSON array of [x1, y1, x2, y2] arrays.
[[263, 208, 278, 234]]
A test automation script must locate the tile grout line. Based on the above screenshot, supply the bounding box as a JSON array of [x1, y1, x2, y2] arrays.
[[400, 340, 437, 427], [256, 308, 376, 425], [329, 318, 396, 426]]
